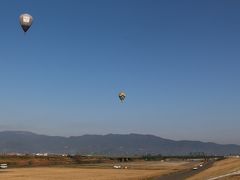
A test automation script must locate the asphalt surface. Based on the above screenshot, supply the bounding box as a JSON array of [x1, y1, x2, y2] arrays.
[[153, 160, 215, 180]]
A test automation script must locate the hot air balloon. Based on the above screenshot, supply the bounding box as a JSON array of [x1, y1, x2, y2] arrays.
[[119, 92, 126, 102], [19, 13, 33, 33]]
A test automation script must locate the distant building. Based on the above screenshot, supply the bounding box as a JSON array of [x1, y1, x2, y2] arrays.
[[35, 153, 48, 156]]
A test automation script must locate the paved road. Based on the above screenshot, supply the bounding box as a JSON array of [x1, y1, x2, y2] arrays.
[[153, 160, 215, 180]]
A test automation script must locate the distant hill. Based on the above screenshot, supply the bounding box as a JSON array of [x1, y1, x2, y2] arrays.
[[0, 131, 240, 156]]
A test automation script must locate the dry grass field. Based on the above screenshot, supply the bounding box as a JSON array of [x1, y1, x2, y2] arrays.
[[0, 155, 116, 167], [0, 161, 191, 180], [187, 157, 240, 180], [223, 176, 240, 180]]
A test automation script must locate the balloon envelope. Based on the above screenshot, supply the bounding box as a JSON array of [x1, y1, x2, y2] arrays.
[[19, 13, 33, 32], [119, 92, 126, 102]]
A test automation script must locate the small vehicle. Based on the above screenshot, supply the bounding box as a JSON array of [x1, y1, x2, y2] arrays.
[[199, 164, 203, 167], [113, 165, 121, 169], [193, 167, 198, 170], [0, 164, 8, 169]]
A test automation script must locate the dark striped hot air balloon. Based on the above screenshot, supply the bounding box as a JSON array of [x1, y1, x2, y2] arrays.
[[118, 92, 126, 103], [19, 13, 33, 33]]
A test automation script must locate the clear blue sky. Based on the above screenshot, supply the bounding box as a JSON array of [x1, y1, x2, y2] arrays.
[[0, 0, 240, 144]]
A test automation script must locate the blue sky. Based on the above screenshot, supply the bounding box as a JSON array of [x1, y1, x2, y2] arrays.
[[0, 0, 240, 144]]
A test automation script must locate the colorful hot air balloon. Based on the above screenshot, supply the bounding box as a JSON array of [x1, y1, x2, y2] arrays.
[[119, 92, 126, 102], [19, 13, 33, 33]]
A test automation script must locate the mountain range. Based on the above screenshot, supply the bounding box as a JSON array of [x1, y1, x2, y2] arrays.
[[0, 131, 240, 156]]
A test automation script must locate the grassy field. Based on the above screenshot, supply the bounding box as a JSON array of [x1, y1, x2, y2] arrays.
[[223, 176, 240, 180], [0, 161, 191, 180], [0, 155, 116, 167], [187, 157, 240, 180]]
